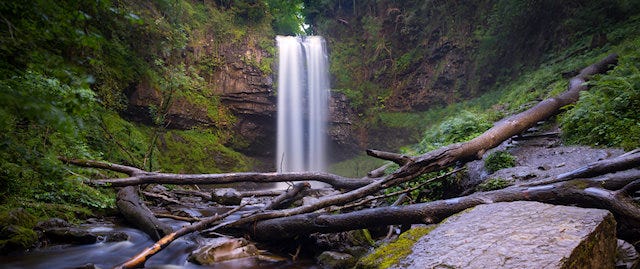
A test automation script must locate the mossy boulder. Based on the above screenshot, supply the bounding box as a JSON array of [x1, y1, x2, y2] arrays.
[[356, 226, 435, 269], [0, 208, 39, 252]]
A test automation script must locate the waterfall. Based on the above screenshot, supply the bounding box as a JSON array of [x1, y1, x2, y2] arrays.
[[276, 36, 329, 173]]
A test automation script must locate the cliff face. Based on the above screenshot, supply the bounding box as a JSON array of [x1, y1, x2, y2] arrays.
[[124, 32, 278, 158], [124, 29, 360, 163], [302, 0, 635, 152]]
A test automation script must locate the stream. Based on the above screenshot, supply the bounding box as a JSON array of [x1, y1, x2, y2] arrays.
[[0, 213, 320, 269]]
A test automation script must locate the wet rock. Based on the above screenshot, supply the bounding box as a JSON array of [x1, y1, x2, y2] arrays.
[[104, 231, 129, 242], [72, 263, 102, 269], [0, 225, 38, 252], [188, 237, 258, 265], [0, 209, 39, 252], [43, 228, 99, 245], [391, 201, 616, 269], [35, 218, 128, 244], [616, 239, 640, 269], [211, 188, 243, 205], [328, 91, 360, 161], [357, 226, 435, 269], [35, 218, 70, 229], [317, 251, 356, 269]]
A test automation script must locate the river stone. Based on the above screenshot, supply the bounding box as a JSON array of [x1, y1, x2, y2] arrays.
[[211, 188, 242, 205], [392, 201, 616, 269], [317, 251, 356, 269], [188, 237, 258, 265]]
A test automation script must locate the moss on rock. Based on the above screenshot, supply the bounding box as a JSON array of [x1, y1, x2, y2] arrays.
[[0, 208, 39, 252], [356, 226, 435, 269]]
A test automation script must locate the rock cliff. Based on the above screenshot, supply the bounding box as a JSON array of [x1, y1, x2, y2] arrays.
[[124, 33, 362, 164]]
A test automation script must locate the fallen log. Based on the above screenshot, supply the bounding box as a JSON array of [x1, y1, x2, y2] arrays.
[[115, 182, 313, 268], [62, 157, 374, 190], [249, 169, 640, 243], [116, 186, 173, 240], [114, 205, 246, 269], [264, 182, 311, 210], [522, 148, 640, 186]]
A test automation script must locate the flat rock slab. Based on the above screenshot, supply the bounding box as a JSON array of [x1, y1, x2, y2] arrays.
[[393, 201, 616, 269]]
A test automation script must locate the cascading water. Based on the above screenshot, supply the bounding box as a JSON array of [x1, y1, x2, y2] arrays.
[[276, 36, 329, 173]]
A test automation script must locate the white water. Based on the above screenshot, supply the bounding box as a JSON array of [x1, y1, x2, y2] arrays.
[[276, 36, 329, 173]]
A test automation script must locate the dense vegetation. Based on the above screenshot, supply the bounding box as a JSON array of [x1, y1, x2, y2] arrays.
[[0, 0, 306, 250], [1, 0, 639, 252], [309, 0, 640, 150]]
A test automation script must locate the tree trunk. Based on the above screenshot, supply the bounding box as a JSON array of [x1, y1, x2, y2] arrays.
[[116, 186, 173, 240], [249, 169, 640, 243]]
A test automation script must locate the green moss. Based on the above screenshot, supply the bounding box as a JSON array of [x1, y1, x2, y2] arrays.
[[477, 177, 512, 191], [157, 129, 249, 174], [357, 226, 435, 269], [484, 151, 517, 173], [349, 229, 376, 247], [0, 208, 38, 251], [0, 225, 38, 251]]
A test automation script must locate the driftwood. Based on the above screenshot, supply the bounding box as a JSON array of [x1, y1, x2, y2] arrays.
[[116, 186, 173, 240], [249, 168, 640, 242], [114, 182, 313, 268], [62, 158, 374, 190], [264, 182, 311, 210], [62, 54, 630, 266], [114, 205, 245, 269]]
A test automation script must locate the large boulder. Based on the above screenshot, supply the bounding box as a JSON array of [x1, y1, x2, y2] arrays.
[[390, 201, 616, 269]]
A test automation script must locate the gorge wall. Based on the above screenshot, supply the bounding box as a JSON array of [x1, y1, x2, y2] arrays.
[[123, 0, 638, 166]]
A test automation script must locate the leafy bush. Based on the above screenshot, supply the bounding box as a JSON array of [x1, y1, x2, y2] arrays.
[[484, 151, 517, 173], [561, 44, 640, 150], [0, 72, 116, 214], [417, 110, 492, 153]]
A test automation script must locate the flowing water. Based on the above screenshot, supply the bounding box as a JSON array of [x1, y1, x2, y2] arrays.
[[276, 36, 329, 173], [0, 214, 319, 269]]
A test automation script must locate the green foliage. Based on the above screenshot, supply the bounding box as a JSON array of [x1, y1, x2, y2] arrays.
[[478, 0, 636, 79], [484, 151, 517, 173], [417, 110, 492, 153], [230, 0, 268, 24], [89, 112, 154, 167], [0, 0, 272, 222], [477, 178, 512, 191], [394, 49, 420, 74], [266, 0, 305, 35], [561, 41, 640, 150], [334, 88, 364, 110], [157, 129, 250, 173]]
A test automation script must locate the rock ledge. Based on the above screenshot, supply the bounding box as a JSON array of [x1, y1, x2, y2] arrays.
[[393, 201, 616, 269]]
